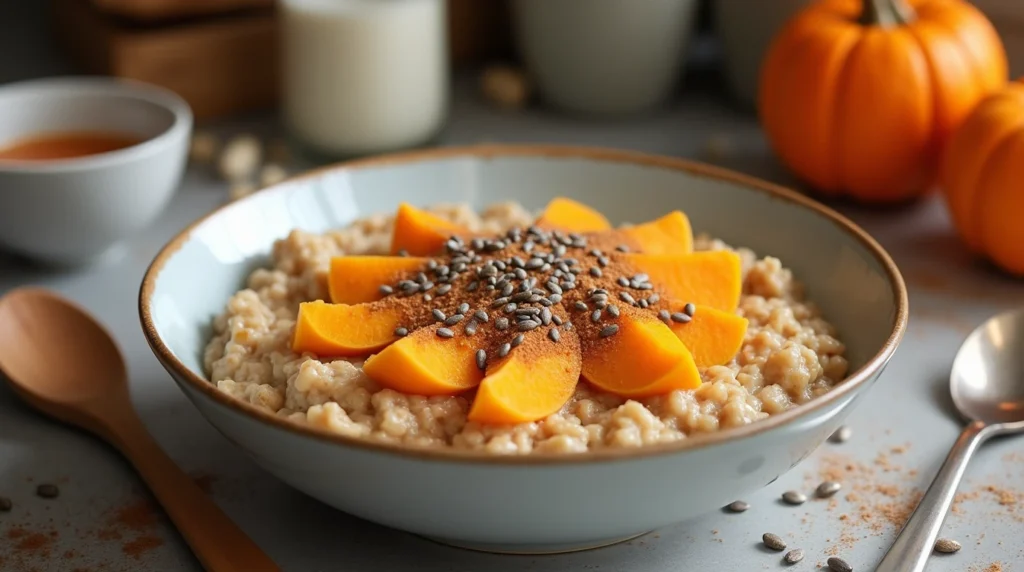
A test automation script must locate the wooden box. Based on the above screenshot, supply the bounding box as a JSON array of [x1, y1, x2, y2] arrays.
[[51, 0, 279, 121]]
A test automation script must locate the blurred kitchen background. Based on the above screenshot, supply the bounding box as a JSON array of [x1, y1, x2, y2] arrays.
[[1, 0, 1023, 197]]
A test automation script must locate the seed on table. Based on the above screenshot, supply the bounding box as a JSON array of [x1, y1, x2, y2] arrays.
[[647, 293, 660, 304], [563, 321, 573, 330], [827, 557, 852, 572], [658, 310, 671, 323], [638, 299, 649, 309], [784, 548, 804, 565], [830, 425, 852, 443], [591, 309, 602, 322], [379, 285, 393, 295], [781, 490, 807, 505], [670, 312, 692, 324], [423, 294, 433, 302], [0, 497, 11, 512], [548, 328, 561, 342], [617, 277, 630, 287], [445, 314, 464, 326], [432, 309, 447, 322], [475, 349, 487, 370], [762, 533, 786, 551], [934, 538, 961, 554], [498, 343, 511, 357], [619, 292, 636, 305], [548, 294, 562, 304], [514, 268, 528, 280], [394, 327, 409, 337], [505, 303, 517, 313], [496, 317, 510, 331], [600, 324, 619, 338], [816, 481, 842, 498], [598, 256, 610, 267], [540, 308, 553, 325], [512, 334, 525, 348], [458, 302, 470, 314], [607, 305, 620, 318], [589, 267, 603, 278], [437, 284, 452, 295], [552, 315, 563, 326], [546, 281, 562, 294], [420, 281, 435, 291], [436, 328, 455, 339], [474, 310, 489, 323], [724, 500, 749, 513], [465, 321, 479, 336], [36, 484, 59, 499], [683, 302, 696, 316]]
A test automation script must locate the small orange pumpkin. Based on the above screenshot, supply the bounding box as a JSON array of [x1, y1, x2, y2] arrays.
[[942, 79, 1024, 276], [759, 0, 1007, 204]]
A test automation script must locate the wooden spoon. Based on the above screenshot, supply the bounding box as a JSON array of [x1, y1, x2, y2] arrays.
[[0, 287, 279, 571]]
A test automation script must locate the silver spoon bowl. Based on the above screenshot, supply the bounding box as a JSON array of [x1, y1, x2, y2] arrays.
[[876, 308, 1024, 572]]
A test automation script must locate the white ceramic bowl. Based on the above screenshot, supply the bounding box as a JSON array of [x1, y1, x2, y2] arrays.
[[0, 77, 191, 266], [140, 145, 908, 554]]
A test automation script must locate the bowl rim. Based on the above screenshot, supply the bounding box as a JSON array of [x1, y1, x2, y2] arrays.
[[0, 76, 193, 173], [139, 143, 909, 466]]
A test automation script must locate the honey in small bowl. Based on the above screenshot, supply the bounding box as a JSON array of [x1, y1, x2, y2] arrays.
[[0, 131, 142, 162]]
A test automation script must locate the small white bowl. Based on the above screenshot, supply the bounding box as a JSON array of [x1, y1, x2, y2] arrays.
[[140, 145, 908, 554], [0, 77, 191, 267]]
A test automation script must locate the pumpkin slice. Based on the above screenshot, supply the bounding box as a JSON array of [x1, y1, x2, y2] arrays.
[[468, 328, 582, 424], [363, 324, 484, 395], [580, 309, 701, 398], [390, 202, 469, 256], [665, 303, 748, 368], [535, 197, 612, 232], [292, 300, 402, 357], [619, 211, 693, 254], [619, 250, 742, 312], [328, 255, 430, 304]]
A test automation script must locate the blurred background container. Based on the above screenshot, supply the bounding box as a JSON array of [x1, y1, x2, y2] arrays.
[[509, 0, 699, 116], [280, 0, 449, 158]]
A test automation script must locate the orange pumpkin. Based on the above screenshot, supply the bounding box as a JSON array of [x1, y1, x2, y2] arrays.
[[941, 79, 1024, 276], [759, 0, 1007, 204]]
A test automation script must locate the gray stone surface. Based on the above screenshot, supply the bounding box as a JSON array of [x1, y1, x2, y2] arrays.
[[0, 15, 1022, 570]]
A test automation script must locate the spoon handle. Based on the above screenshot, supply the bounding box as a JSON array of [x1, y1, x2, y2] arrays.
[[100, 404, 280, 572], [875, 420, 992, 572]]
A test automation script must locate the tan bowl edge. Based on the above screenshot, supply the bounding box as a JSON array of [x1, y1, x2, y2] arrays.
[[138, 143, 910, 466]]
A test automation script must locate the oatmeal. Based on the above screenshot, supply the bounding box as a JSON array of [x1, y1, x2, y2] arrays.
[[204, 201, 848, 454]]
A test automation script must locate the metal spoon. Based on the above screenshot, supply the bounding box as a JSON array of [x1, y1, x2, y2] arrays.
[[876, 308, 1024, 572], [0, 287, 280, 572]]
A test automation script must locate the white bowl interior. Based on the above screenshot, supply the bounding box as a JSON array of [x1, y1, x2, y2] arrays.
[[0, 80, 178, 148], [150, 152, 899, 384]]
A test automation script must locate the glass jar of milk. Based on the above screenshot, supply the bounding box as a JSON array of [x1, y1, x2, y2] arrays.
[[281, 0, 449, 158]]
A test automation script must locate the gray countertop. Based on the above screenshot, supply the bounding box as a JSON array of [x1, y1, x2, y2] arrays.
[[2, 69, 1023, 571]]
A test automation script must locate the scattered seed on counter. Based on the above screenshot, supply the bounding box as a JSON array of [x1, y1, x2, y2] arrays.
[[259, 163, 289, 187], [934, 538, 961, 554], [781, 490, 807, 505], [830, 425, 852, 443], [479, 64, 531, 110], [762, 532, 786, 551], [188, 130, 219, 164], [816, 481, 842, 498], [827, 556, 853, 572], [724, 500, 749, 513], [783, 548, 804, 564], [0, 496, 11, 511], [217, 134, 262, 182], [36, 484, 59, 499], [228, 181, 256, 202]]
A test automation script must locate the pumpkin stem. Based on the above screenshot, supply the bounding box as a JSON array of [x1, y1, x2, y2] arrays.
[[859, 0, 916, 27]]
